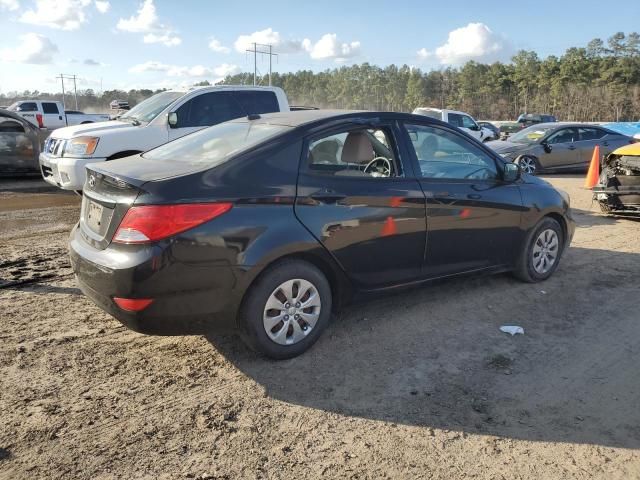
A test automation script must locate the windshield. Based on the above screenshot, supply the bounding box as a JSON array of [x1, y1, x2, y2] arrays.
[[6, 102, 19, 111], [143, 121, 291, 166], [509, 125, 555, 144], [120, 91, 183, 123]]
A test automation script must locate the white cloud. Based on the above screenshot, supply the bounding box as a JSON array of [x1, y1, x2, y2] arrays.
[[116, 0, 155, 32], [0, 0, 19, 11], [20, 0, 92, 30], [0, 33, 58, 64], [420, 23, 509, 65], [417, 48, 432, 59], [94, 0, 109, 13], [234, 28, 306, 54], [143, 32, 181, 47], [213, 63, 239, 77], [128, 61, 235, 79], [117, 0, 181, 46], [304, 33, 361, 62], [129, 61, 170, 73], [234, 28, 361, 62], [83, 58, 104, 66], [208, 37, 230, 54]]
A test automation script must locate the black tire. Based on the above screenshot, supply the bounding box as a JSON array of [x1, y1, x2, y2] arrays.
[[238, 260, 332, 359], [516, 155, 541, 175], [513, 217, 564, 283], [598, 201, 613, 214]]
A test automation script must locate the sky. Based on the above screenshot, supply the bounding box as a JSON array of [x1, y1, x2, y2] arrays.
[[1, 0, 640, 94]]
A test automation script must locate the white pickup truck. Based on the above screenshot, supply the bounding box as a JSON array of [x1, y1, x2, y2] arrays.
[[8, 100, 110, 129], [412, 107, 493, 142], [39, 85, 290, 191]]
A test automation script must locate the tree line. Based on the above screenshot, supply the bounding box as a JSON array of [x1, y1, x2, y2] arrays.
[[2, 32, 639, 122]]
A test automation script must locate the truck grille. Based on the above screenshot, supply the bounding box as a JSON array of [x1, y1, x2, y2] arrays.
[[44, 137, 66, 157]]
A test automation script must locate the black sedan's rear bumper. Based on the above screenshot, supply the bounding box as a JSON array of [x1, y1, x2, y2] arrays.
[[69, 225, 244, 334]]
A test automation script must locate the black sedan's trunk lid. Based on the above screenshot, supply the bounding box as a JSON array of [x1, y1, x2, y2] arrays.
[[80, 156, 214, 249]]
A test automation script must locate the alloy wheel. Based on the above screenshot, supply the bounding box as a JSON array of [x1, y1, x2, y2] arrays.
[[518, 157, 537, 174], [532, 228, 559, 274], [263, 279, 321, 345]]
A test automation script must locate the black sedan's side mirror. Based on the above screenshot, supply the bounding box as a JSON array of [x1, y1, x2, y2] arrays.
[[168, 112, 178, 128], [503, 162, 521, 182], [541, 141, 552, 153]]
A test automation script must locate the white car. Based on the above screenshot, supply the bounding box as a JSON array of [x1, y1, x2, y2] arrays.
[[39, 86, 290, 191], [7, 100, 110, 129], [412, 107, 493, 142]]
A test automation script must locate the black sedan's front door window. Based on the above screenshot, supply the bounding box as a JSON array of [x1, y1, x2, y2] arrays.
[[404, 123, 524, 276]]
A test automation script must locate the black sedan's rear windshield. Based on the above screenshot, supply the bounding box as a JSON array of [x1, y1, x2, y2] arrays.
[[143, 121, 291, 166]]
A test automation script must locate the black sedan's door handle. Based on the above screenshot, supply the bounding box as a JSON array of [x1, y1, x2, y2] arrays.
[[467, 194, 482, 200], [310, 189, 346, 203], [568, 145, 576, 150]]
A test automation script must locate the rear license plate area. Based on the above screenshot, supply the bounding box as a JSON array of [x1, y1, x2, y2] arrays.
[[86, 201, 103, 231], [84, 199, 113, 237]]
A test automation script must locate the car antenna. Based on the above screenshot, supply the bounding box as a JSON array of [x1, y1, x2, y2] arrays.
[[247, 113, 261, 120]]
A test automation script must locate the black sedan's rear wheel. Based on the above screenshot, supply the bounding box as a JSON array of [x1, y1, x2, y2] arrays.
[[239, 260, 332, 359], [513, 217, 564, 283]]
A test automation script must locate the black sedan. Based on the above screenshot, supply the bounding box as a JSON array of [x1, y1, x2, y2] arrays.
[[70, 110, 574, 359]]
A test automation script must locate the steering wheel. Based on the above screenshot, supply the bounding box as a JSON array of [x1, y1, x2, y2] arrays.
[[364, 156, 392, 178]]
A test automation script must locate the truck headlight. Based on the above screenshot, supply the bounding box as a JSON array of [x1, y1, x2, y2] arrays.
[[63, 136, 99, 157]]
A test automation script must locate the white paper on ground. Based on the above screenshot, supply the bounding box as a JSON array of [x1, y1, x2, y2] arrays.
[[500, 325, 525, 336]]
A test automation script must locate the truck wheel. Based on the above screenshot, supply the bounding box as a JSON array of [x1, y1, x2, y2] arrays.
[[513, 217, 564, 283], [239, 260, 332, 359]]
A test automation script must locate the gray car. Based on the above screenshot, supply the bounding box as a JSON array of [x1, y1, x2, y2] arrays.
[[487, 123, 632, 174], [0, 109, 44, 176]]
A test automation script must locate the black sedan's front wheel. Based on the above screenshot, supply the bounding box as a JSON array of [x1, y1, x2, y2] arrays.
[[239, 260, 332, 359], [513, 217, 564, 283]]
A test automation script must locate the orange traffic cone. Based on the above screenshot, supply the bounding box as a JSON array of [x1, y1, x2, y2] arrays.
[[584, 145, 600, 189], [381, 216, 397, 237]]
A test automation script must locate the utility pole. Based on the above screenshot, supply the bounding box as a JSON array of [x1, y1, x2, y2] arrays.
[[245, 43, 278, 86], [72, 74, 78, 110], [58, 73, 78, 110], [59, 74, 66, 110]]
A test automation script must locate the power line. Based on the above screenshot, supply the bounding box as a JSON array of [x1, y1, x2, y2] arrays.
[[246, 43, 278, 86]]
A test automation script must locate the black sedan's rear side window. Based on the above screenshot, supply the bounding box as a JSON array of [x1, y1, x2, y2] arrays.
[[143, 121, 291, 166]]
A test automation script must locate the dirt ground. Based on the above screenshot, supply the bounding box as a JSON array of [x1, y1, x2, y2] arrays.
[[1, 176, 639, 479]]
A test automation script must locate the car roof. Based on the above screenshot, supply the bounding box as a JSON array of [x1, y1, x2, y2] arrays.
[[530, 122, 617, 130], [230, 110, 458, 131], [166, 85, 285, 95]]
